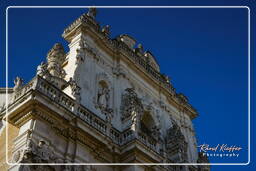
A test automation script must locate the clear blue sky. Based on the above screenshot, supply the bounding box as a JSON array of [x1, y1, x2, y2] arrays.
[[0, 0, 255, 170]]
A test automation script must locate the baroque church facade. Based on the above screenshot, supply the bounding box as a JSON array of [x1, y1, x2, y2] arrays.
[[0, 8, 209, 171]]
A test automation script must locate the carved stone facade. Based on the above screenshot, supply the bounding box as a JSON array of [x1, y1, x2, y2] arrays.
[[0, 8, 210, 171]]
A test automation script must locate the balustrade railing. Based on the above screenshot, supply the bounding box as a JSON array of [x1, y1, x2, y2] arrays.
[[120, 129, 134, 145], [138, 131, 158, 153], [9, 76, 161, 155]]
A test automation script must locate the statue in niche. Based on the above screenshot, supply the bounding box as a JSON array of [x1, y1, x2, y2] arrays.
[[13, 76, 23, 92], [97, 81, 110, 110]]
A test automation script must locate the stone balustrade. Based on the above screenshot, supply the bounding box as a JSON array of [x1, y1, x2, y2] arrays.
[[8, 76, 161, 155], [138, 131, 159, 153]]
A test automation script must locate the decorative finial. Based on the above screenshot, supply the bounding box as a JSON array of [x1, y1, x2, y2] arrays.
[[87, 7, 97, 19], [46, 43, 66, 78]]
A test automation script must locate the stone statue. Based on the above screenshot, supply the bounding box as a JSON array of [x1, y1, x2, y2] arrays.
[[13, 77, 23, 92], [36, 62, 48, 77], [97, 85, 110, 110]]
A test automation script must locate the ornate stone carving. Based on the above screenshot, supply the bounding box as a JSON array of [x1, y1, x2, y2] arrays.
[[36, 62, 47, 76], [120, 88, 143, 122], [76, 40, 86, 64], [68, 77, 81, 102], [36, 62, 52, 81], [94, 73, 113, 120], [13, 76, 23, 92], [165, 121, 188, 163], [96, 81, 113, 117], [46, 43, 66, 79], [20, 139, 57, 163], [112, 64, 126, 77], [62, 8, 196, 114], [35, 43, 69, 90]]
